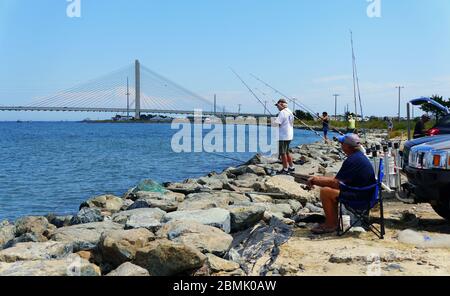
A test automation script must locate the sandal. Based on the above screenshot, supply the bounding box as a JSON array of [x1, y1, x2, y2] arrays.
[[311, 224, 338, 235]]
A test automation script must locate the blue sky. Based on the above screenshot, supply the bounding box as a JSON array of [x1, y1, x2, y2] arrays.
[[1, 0, 449, 120]]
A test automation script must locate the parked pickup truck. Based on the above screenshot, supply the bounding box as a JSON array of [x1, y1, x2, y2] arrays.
[[401, 97, 450, 220], [402, 136, 450, 220]]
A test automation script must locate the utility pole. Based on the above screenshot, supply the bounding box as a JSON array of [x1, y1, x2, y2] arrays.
[[333, 94, 340, 121], [126, 77, 130, 119], [238, 104, 242, 115], [396, 86, 404, 122]]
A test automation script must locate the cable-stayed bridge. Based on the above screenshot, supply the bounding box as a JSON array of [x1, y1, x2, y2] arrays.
[[0, 60, 265, 118]]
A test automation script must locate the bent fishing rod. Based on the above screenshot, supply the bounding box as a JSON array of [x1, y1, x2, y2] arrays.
[[231, 69, 346, 159], [250, 73, 346, 137]]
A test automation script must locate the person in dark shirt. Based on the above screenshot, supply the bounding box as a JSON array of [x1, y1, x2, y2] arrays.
[[307, 133, 375, 234], [319, 112, 330, 143], [413, 114, 431, 139]]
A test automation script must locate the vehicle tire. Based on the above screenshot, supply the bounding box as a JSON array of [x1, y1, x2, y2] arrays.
[[431, 192, 450, 221]]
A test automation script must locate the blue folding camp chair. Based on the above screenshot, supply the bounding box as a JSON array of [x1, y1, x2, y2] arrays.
[[338, 159, 385, 239]]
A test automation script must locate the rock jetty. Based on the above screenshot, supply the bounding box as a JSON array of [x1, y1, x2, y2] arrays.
[[2, 133, 450, 276]]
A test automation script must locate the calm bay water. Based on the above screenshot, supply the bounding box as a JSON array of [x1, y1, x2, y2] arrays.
[[0, 122, 324, 221]]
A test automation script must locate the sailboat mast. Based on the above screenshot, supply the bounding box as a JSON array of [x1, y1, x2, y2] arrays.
[[350, 31, 358, 119]]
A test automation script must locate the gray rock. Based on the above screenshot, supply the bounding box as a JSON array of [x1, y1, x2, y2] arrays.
[[273, 199, 303, 213], [248, 194, 273, 203], [197, 177, 224, 190], [0, 254, 100, 276], [128, 198, 178, 212], [125, 215, 162, 232], [246, 165, 267, 176], [305, 203, 324, 214], [157, 220, 233, 256], [255, 203, 293, 218], [229, 205, 265, 232], [0, 224, 15, 250], [121, 199, 134, 211], [163, 208, 231, 233], [106, 262, 150, 276], [237, 173, 260, 182], [133, 239, 206, 276], [264, 175, 317, 203], [178, 192, 229, 211], [100, 228, 155, 267], [0, 241, 73, 262], [166, 182, 203, 195], [70, 208, 104, 225], [135, 191, 185, 202], [231, 180, 255, 189], [80, 195, 124, 213], [50, 222, 124, 252], [112, 208, 166, 224], [112, 208, 166, 232]]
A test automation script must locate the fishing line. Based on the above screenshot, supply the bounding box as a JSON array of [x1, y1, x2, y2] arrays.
[[231, 69, 346, 159]]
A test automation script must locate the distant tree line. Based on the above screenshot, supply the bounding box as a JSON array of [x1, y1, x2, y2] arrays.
[[294, 110, 314, 120]]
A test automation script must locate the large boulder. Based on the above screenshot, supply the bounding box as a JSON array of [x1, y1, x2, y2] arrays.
[[80, 195, 124, 213], [255, 203, 293, 218], [228, 205, 265, 232], [165, 182, 203, 195], [0, 241, 73, 263], [0, 254, 100, 276], [99, 228, 155, 267], [197, 176, 225, 190], [0, 224, 15, 250], [50, 222, 124, 252], [157, 221, 233, 256], [178, 192, 231, 211], [135, 191, 185, 202], [112, 208, 166, 232], [70, 208, 104, 225], [14, 216, 56, 240], [133, 239, 206, 276], [163, 208, 231, 234], [264, 175, 318, 203], [106, 262, 150, 276], [128, 198, 178, 213]]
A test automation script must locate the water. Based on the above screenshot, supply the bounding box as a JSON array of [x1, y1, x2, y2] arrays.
[[0, 122, 325, 221]]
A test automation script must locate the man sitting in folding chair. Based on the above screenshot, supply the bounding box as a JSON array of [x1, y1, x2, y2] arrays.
[[307, 133, 381, 237]]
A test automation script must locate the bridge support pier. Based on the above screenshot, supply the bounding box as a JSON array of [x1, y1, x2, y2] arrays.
[[135, 60, 141, 120]]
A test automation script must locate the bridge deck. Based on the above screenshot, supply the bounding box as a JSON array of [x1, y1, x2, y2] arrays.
[[0, 106, 267, 117]]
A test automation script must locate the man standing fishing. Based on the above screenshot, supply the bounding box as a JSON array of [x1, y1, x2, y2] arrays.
[[274, 99, 295, 175], [319, 112, 330, 143]]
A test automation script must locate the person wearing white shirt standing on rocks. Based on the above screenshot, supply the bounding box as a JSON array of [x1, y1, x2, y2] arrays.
[[274, 98, 295, 175]]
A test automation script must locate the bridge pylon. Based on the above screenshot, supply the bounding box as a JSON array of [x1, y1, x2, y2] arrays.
[[135, 59, 141, 119]]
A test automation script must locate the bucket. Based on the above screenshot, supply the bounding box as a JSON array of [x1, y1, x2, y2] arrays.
[[342, 215, 351, 231]]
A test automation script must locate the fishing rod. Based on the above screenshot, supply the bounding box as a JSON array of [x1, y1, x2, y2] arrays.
[[231, 69, 346, 159], [250, 73, 346, 137], [350, 31, 368, 141], [207, 151, 279, 176]]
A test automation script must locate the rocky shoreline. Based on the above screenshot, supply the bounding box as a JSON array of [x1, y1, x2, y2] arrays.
[[1, 132, 449, 276]]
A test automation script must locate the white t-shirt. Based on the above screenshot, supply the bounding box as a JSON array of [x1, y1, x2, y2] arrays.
[[275, 108, 294, 141]]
